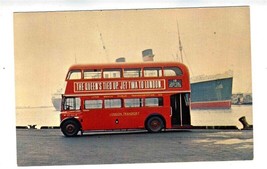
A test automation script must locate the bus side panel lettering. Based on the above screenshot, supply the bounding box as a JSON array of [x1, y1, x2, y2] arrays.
[[74, 80, 165, 93]]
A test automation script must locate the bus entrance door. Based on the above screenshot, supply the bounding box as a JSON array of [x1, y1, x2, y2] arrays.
[[170, 93, 191, 126]]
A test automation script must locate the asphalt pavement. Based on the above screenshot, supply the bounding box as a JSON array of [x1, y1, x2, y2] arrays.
[[16, 129, 253, 166]]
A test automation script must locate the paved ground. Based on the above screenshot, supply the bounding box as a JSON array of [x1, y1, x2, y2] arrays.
[[16, 129, 253, 166]]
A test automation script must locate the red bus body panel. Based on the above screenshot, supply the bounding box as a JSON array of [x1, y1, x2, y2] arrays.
[[61, 62, 191, 133]]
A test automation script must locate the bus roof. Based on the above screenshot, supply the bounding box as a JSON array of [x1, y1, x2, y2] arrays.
[[68, 61, 188, 71]]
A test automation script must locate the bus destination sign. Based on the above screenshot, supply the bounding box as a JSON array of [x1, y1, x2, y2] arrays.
[[74, 79, 165, 92]]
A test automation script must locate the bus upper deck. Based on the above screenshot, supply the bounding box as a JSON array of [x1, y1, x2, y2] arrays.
[[64, 62, 190, 96]]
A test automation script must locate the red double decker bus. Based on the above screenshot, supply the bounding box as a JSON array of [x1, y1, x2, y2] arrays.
[[60, 62, 191, 136]]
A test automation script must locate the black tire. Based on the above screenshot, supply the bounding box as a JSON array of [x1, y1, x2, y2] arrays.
[[61, 120, 80, 137], [146, 116, 164, 133]]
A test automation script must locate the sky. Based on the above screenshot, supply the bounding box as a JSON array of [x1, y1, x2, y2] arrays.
[[14, 7, 251, 107]]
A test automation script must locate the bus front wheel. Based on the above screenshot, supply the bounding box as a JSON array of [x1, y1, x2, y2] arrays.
[[146, 116, 164, 133], [61, 119, 80, 137]]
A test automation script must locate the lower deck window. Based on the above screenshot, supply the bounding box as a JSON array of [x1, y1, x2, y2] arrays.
[[84, 100, 103, 109], [104, 99, 122, 108], [81, 97, 164, 110], [145, 97, 163, 107], [125, 98, 143, 107]]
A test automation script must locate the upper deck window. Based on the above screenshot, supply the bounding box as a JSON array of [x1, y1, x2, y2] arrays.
[[67, 70, 82, 80], [144, 67, 162, 77], [163, 67, 183, 76], [124, 68, 142, 78], [84, 69, 101, 79], [103, 69, 122, 79]]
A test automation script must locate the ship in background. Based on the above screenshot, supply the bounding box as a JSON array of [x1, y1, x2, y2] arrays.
[[175, 22, 233, 109], [140, 48, 233, 109], [51, 89, 62, 111], [190, 71, 233, 109]]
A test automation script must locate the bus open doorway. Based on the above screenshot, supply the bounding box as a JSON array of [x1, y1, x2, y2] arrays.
[[170, 93, 191, 127]]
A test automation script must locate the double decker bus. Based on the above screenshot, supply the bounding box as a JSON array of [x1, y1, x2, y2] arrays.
[[60, 62, 191, 136]]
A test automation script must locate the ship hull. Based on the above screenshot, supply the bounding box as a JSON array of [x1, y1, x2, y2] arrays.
[[191, 100, 231, 109], [190, 77, 233, 109], [52, 97, 61, 111]]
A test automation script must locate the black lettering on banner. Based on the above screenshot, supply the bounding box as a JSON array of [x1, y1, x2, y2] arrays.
[[74, 80, 165, 92]]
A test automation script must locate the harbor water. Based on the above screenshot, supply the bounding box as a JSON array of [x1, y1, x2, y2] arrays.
[[16, 105, 253, 129]]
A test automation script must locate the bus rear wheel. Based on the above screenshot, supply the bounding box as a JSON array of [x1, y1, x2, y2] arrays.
[[61, 120, 80, 137], [146, 116, 164, 133]]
